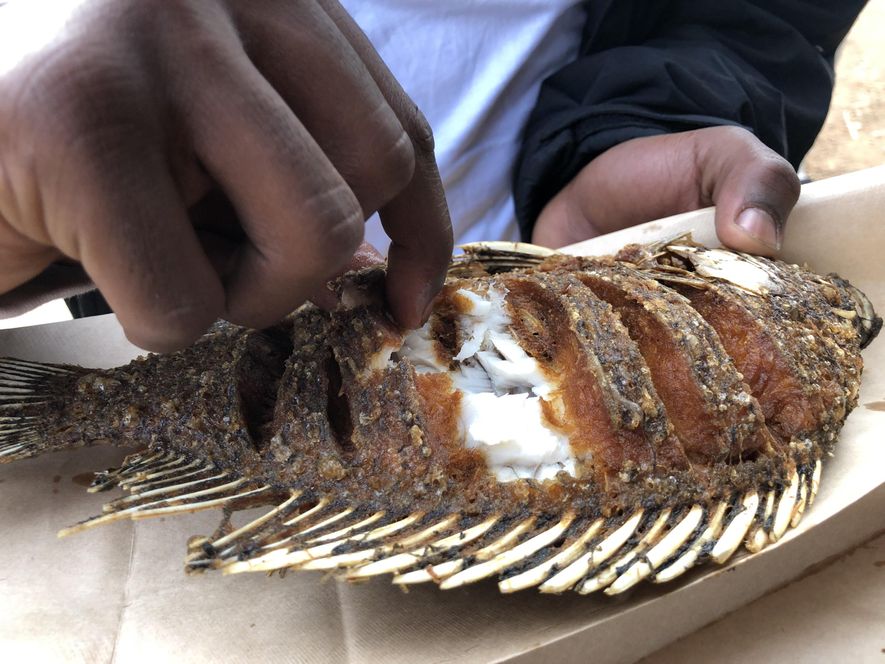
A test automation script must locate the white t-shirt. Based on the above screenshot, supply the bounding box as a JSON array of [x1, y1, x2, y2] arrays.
[[340, 0, 587, 249]]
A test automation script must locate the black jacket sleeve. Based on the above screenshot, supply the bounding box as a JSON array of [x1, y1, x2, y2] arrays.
[[512, 0, 867, 240]]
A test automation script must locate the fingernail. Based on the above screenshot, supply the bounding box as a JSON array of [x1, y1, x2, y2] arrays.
[[419, 286, 439, 326], [735, 208, 781, 251], [420, 297, 436, 326]]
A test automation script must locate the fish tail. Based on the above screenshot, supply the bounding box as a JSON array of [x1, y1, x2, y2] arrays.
[[0, 357, 88, 462]]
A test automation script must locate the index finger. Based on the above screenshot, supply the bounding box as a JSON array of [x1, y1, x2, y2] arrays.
[[317, 0, 453, 329]]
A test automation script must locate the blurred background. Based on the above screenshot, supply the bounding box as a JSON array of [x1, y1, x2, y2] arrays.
[[1, 0, 882, 331], [803, 0, 884, 179]]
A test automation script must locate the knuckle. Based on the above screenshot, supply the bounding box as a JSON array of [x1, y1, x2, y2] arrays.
[[692, 125, 754, 164], [369, 128, 415, 202], [142, 0, 206, 27], [324, 202, 365, 260], [125, 301, 221, 353], [0, 0, 170, 133], [178, 24, 238, 75], [698, 125, 801, 211], [302, 184, 365, 272], [331, 112, 415, 213], [757, 155, 801, 203], [63, 75, 144, 137], [0, 54, 156, 226], [718, 125, 755, 143], [400, 104, 435, 156], [137, 0, 237, 82], [19, 48, 152, 151]]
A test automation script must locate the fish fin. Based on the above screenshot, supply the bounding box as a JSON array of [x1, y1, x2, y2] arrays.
[[0, 358, 79, 462], [210, 464, 811, 595], [58, 448, 276, 537], [386, 470, 802, 595], [449, 242, 556, 276], [62, 451, 812, 595], [208, 507, 460, 575]]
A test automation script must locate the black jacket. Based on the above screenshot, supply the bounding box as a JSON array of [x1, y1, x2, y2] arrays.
[[512, 0, 868, 240]]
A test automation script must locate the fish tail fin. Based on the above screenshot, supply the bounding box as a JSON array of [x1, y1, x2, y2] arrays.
[[0, 357, 85, 462]]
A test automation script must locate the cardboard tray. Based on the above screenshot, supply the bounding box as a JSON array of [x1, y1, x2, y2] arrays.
[[1, 167, 884, 664]]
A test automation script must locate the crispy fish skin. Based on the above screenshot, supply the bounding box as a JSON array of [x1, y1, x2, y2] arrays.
[[499, 271, 688, 479], [554, 257, 779, 465], [0, 239, 878, 595], [635, 248, 867, 454], [264, 307, 351, 488], [332, 304, 446, 500], [1, 322, 278, 471]]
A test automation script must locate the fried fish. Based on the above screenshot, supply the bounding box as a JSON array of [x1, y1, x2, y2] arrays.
[[0, 239, 879, 596]]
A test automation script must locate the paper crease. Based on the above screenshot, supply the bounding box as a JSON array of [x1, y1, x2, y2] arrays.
[[334, 575, 356, 664], [108, 522, 136, 664]]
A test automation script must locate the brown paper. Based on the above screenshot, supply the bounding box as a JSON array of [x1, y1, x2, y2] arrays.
[[644, 531, 885, 663], [1, 167, 884, 664]]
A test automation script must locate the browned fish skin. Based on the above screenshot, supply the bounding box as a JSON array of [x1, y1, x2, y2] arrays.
[[559, 257, 778, 465], [332, 304, 448, 501], [639, 253, 865, 454], [0, 366, 89, 460], [264, 307, 350, 488], [499, 271, 688, 479], [1, 322, 276, 469]]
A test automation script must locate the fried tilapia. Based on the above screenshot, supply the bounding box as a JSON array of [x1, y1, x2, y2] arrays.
[[0, 239, 879, 595]]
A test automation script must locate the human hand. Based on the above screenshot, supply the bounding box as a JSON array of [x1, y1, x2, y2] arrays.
[[532, 126, 801, 254], [0, 0, 452, 351]]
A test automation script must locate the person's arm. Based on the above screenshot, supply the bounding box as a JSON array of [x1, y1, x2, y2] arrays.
[[0, 0, 452, 351], [513, 0, 867, 251]]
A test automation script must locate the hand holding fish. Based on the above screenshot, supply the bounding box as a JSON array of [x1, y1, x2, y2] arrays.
[[533, 126, 801, 253], [0, 0, 453, 351]]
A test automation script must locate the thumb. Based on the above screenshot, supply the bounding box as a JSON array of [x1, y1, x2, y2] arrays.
[[705, 128, 801, 256], [531, 126, 801, 255]]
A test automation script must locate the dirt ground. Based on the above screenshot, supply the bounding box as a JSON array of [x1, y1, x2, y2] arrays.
[[804, 0, 885, 179]]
